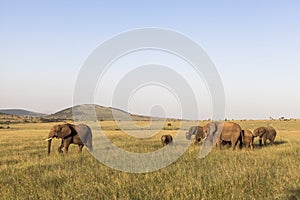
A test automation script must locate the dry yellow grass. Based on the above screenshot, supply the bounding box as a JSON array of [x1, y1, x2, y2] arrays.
[[0, 120, 299, 199]]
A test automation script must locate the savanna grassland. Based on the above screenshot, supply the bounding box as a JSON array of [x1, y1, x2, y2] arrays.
[[0, 120, 299, 200]]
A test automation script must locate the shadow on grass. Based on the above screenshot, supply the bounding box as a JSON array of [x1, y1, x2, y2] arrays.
[[288, 189, 300, 200], [252, 140, 288, 149], [0, 159, 20, 166], [273, 140, 288, 145]]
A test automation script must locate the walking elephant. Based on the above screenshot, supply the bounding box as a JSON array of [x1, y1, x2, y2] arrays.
[[186, 126, 205, 144], [241, 129, 254, 150], [203, 122, 242, 150], [46, 123, 93, 155], [161, 134, 173, 146], [193, 126, 205, 145], [253, 126, 277, 146]]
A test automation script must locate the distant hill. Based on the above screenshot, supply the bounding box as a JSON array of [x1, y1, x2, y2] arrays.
[[0, 112, 41, 124], [0, 105, 167, 123], [42, 104, 156, 121], [0, 109, 46, 117]]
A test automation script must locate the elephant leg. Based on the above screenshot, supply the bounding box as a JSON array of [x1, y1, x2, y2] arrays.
[[259, 137, 262, 146], [238, 138, 243, 150], [231, 138, 237, 150], [270, 135, 276, 145], [63, 139, 71, 154], [263, 137, 267, 145], [238, 135, 244, 149], [245, 143, 249, 151], [232, 143, 236, 150], [58, 140, 64, 153], [216, 139, 222, 150], [250, 141, 253, 150], [78, 144, 84, 153]]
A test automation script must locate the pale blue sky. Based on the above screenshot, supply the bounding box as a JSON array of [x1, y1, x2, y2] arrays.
[[1, 1, 299, 119]]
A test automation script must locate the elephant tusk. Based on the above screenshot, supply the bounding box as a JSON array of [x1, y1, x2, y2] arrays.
[[203, 136, 207, 140], [45, 138, 52, 141]]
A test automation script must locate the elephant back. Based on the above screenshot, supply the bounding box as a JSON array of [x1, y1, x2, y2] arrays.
[[74, 124, 93, 150]]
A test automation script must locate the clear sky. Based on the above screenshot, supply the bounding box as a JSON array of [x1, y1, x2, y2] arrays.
[[1, 0, 300, 119]]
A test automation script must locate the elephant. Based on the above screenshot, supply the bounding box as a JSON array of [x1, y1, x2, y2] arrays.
[[203, 122, 242, 150], [241, 129, 254, 150], [186, 126, 203, 140], [253, 126, 277, 146], [192, 126, 206, 145], [46, 123, 93, 155], [161, 134, 173, 146]]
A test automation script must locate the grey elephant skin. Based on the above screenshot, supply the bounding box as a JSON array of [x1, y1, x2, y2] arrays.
[[186, 126, 205, 145], [253, 126, 277, 146], [203, 122, 242, 150], [186, 126, 198, 140], [161, 134, 173, 146], [241, 129, 254, 150], [46, 124, 93, 155]]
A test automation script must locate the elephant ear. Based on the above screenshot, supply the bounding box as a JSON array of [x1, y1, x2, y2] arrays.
[[199, 122, 221, 158], [258, 127, 266, 137], [57, 124, 72, 138]]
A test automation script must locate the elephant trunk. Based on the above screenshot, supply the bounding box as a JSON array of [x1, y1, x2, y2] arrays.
[[253, 129, 259, 137], [47, 139, 52, 155]]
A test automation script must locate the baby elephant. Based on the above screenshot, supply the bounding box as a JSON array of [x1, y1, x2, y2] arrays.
[[241, 130, 254, 150], [161, 134, 173, 146]]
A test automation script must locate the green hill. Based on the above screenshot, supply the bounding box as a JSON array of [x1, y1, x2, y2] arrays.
[[0, 109, 46, 117], [0, 113, 40, 124], [42, 104, 156, 121], [0, 104, 168, 123]]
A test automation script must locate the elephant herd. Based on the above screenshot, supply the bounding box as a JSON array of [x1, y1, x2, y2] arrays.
[[46, 122, 277, 155], [184, 122, 277, 150]]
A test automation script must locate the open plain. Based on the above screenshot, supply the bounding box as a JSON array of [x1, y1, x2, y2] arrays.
[[0, 120, 299, 199]]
